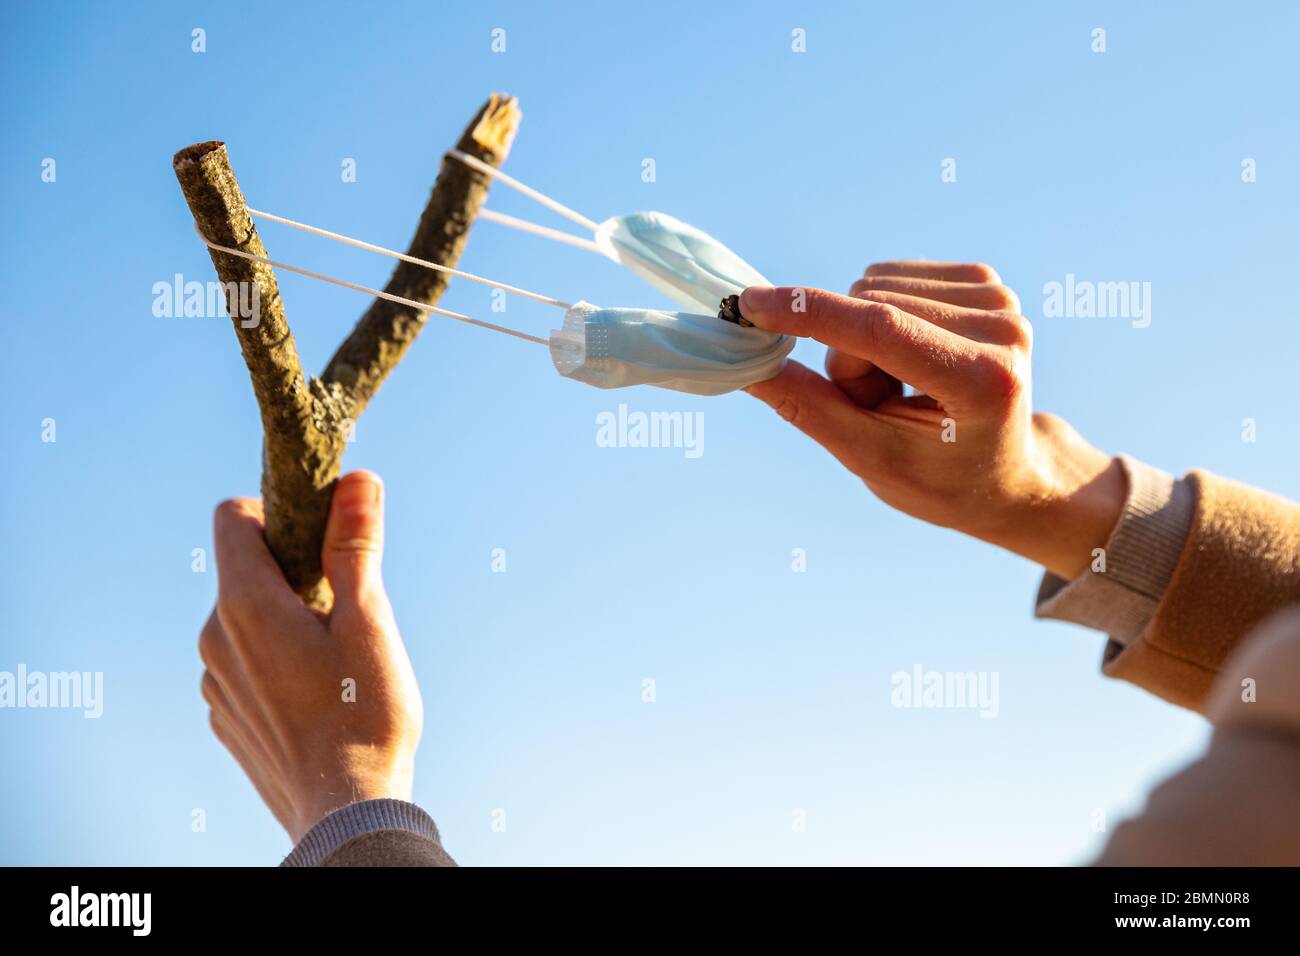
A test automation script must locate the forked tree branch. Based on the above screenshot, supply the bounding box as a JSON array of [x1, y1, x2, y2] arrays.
[[173, 94, 521, 610], [323, 96, 521, 412]]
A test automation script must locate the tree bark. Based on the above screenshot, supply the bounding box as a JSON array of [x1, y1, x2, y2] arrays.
[[173, 94, 521, 610]]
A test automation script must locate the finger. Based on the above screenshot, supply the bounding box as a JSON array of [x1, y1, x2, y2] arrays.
[[823, 347, 872, 381], [208, 710, 294, 832], [745, 360, 885, 473], [849, 288, 1031, 346], [201, 666, 272, 755], [865, 261, 1001, 284], [198, 609, 234, 676], [823, 348, 903, 408], [741, 286, 994, 404], [199, 615, 294, 765], [213, 498, 290, 606], [322, 470, 385, 612], [851, 275, 1020, 312], [208, 708, 274, 783], [200, 670, 234, 717]]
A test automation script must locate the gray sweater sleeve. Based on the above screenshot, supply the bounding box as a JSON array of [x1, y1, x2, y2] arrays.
[[281, 799, 457, 867]]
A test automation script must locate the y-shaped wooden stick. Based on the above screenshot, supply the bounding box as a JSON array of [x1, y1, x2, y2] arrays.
[[173, 94, 521, 610]]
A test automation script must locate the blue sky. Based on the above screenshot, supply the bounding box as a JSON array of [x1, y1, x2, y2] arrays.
[[2, 0, 1298, 865]]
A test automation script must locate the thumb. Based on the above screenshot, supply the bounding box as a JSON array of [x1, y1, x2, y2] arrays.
[[322, 470, 386, 609], [745, 360, 878, 473]]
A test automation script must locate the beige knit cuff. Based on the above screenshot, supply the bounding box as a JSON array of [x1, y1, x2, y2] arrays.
[[1035, 455, 1195, 644]]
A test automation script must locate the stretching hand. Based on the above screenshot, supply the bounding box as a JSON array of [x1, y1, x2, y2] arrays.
[[744, 262, 1124, 579], [199, 471, 422, 842]]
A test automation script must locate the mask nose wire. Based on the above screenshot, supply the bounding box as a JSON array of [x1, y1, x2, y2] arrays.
[[191, 223, 549, 347]]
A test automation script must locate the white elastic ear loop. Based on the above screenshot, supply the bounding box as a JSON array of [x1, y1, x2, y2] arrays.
[[246, 207, 573, 309], [476, 208, 602, 254], [192, 224, 547, 346], [447, 150, 600, 233]]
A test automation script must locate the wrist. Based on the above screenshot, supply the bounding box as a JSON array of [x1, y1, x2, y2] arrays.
[[976, 415, 1125, 580], [290, 756, 416, 843]]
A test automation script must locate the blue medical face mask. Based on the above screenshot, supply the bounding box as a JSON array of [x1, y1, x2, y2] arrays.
[[594, 211, 771, 315], [444, 153, 794, 393], [549, 301, 794, 396]]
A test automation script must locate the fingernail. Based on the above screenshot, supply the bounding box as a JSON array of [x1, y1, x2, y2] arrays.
[[740, 285, 778, 328], [335, 473, 381, 514], [740, 285, 775, 311]]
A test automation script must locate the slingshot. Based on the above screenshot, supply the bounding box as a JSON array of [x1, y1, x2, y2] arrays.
[[193, 152, 791, 396]]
